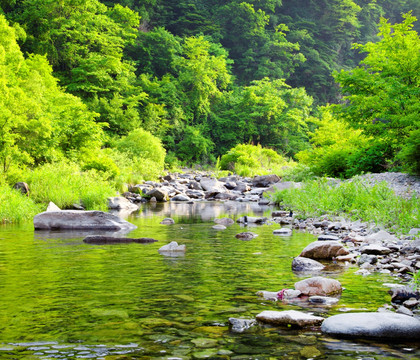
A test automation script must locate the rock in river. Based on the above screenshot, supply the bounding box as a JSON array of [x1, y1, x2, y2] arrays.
[[228, 318, 256, 333], [235, 232, 258, 240], [300, 241, 349, 259], [294, 276, 342, 296], [34, 210, 137, 231], [256, 310, 324, 328], [83, 235, 157, 245], [321, 312, 420, 340], [292, 257, 325, 272], [158, 241, 186, 253]]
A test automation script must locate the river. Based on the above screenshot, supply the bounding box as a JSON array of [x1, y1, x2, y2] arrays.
[[0, 201, 418, 359]]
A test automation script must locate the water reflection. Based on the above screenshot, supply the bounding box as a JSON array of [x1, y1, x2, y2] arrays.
[[132, 200, 272, 222]]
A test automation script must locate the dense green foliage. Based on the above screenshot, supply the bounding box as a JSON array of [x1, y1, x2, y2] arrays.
[[219, 144, 291, 177], [271, 178, 420, 233], [0, 0, 419, 212]]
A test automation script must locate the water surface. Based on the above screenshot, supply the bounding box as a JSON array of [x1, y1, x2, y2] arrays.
[[0, 201, 418, 359]]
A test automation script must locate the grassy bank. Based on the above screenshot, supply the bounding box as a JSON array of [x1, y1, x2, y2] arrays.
[[270, 178, 419, 234], [0, 162, 120, 224]]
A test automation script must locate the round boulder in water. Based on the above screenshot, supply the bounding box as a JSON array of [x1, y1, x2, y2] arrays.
[[321, 312, 420, 340]]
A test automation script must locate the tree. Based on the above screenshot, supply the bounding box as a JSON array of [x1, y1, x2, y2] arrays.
[[333, 12, 420, 172], [214, 78, 314, 157], [0, 15, 102, 173]]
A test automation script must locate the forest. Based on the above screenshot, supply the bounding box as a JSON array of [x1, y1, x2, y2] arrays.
[[0, 0, 419, 191]]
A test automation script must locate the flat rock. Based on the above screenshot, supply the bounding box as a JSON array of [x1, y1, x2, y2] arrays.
[[235, 232, 258, 240], [273, 228, 292, 236], [366, 230, 398, 243], [212, 225, 226, 230], [83, 235, 157, 245], [292, 257, 325, 272], [34, 210, 137, 231], [200, 178, 227, 193], [317, 234, 340, 241], [361, 244, 392, 255], [294, 276, 342, 296], [214, 218, 234, 226], [300, 241, 349, 259], [256, 310, 324, 328], [321, 312, 420, 340]]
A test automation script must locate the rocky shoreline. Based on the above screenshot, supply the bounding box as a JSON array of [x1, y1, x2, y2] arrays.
[[118, 171, 420, 340]]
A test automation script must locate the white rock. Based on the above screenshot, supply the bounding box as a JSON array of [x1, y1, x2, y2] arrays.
[[273, 228, 292, 236], [256, 310, 324, 328]]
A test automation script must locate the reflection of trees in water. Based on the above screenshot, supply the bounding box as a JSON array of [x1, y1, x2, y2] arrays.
[[135, 201, 272, 222]]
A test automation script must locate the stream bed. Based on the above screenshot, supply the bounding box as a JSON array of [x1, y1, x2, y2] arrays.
[[0, 201, 418, 359]]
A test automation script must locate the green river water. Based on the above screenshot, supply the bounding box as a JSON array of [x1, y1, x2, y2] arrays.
[[0, 201, 418, 359]]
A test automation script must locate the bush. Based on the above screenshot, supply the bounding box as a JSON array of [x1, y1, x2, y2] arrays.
[[398, 129, 420, 175], [26, 162, 116, 210], [116, 128, 166, 167], [270, 178, 420, 233], [220, 144, 289, 177], [81, 151, 121, 180], [0, 182, 42, 223]]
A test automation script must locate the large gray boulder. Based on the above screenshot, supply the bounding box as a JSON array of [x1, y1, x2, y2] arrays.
[[256, 310, 324, 328], [252, 175, 280, 187], [294, 276, 342, 296], [34, 210, 137, 231], [108, 197, 139, 212], [300, 241, 349, 259], [200, 178, 227, 193], [145, 188, 168, 202], [321, 312, 420, 340]]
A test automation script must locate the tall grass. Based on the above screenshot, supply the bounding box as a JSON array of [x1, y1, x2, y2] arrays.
[[0, 184, 42, 223], [26, 162, 116, 210], [270, 178, 419, 233]]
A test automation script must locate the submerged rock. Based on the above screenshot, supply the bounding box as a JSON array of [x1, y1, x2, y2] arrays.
[[235, 232, 258, 240], [158, 241, 186, 253], [294, 276, 342, 296], [214, 217, 235, 226], [256, 310, 324, 328], [212, 225, 226, 230], [321, 312, 420, 340], [34, 210, 137, 231], [160, 218, 175, 225], [83, 235, 157, 245], [309, 296, 340, 306], [273, 228, 292, 236], [228, 318, 257, 333], [237, 216, 267, 224]]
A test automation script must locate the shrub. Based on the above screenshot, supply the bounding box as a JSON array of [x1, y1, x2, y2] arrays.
[[270, 178, 420, 233], [220, 144, 289, 177], [116, 128, 166, 167], [81, 151, 121, 180], [0, 182, 42, 223], [26, 162, 115, 210]]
